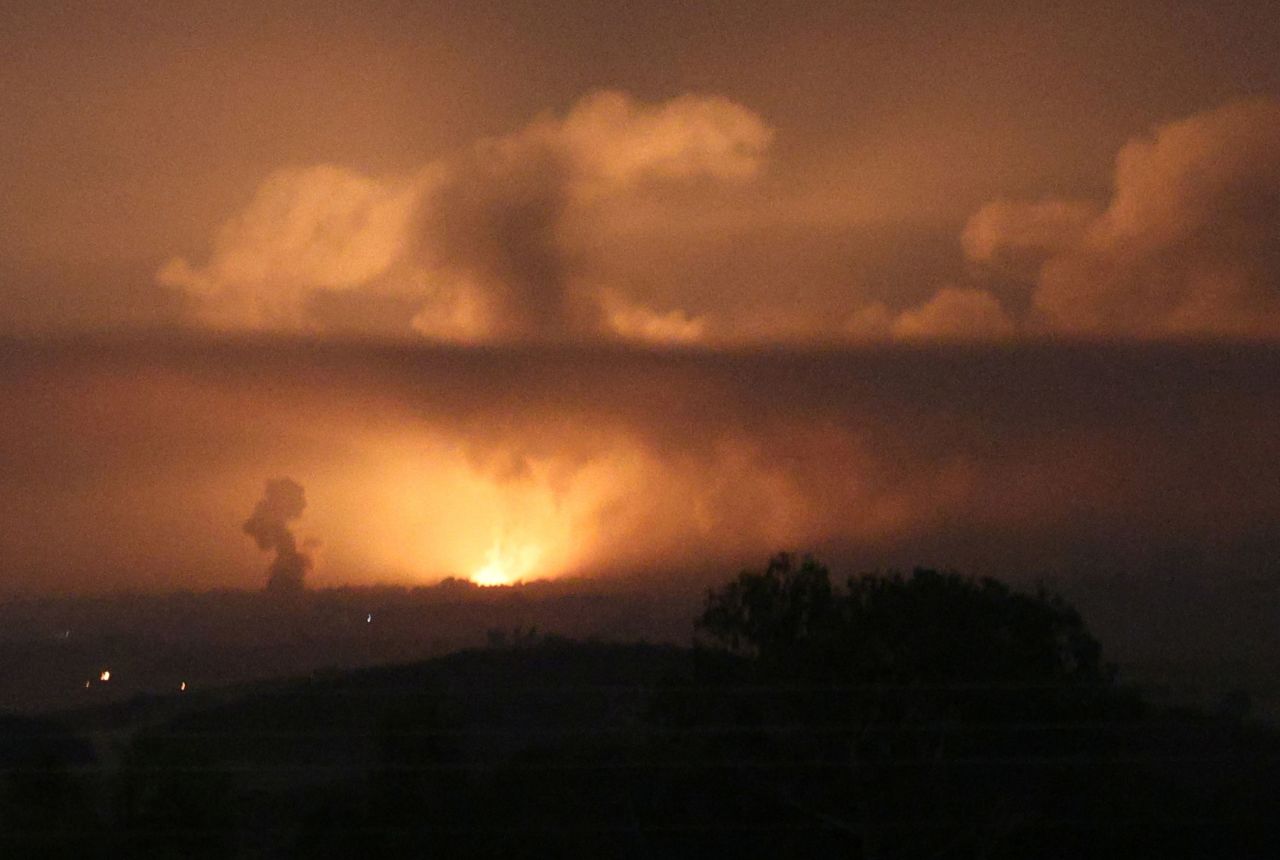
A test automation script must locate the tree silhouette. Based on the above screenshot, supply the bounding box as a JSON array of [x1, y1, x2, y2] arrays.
[[698, 552, 1108, 687], [678, 553, 1133, 857]]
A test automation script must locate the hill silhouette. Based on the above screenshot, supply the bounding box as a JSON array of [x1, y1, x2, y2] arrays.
[[1, 560, 1277, 857]]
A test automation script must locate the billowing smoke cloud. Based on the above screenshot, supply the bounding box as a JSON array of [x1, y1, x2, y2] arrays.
[[851, 97, 1280, 342], [243, 478, 312, 593], [2, 336, 1278, 596], [962, 97, 1280, 337], [160, 91, 772, 343], [160, 93, 1280, 344]]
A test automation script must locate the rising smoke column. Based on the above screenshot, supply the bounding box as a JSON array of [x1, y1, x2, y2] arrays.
[[243, 478, 311, 593]]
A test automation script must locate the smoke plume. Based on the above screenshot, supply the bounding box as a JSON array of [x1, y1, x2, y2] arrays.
[[243, 478, 311, 593], [157, 90, 771, 343]]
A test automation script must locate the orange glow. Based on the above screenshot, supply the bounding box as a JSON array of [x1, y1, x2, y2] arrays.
[[356, 436, 599, 585], [470, 539, 543, 586], [292, 420, 854, 588], [99, 670, 111, 682]]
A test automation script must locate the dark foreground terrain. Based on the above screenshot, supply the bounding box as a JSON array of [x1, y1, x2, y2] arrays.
[[2, 562, 1278, 858], [3, 641, 1278, 858], [0, 578, 696, 715]]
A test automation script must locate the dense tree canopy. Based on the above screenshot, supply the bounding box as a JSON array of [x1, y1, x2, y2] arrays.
[[697, 553, 1107, 686]]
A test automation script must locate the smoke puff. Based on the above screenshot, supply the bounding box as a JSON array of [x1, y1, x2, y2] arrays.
[[243, 477, 311, 593]]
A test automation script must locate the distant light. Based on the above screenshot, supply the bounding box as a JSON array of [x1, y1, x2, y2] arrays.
[[84, 680, 91, 689], [366, 613, 373, 624], [179, 681, 187, 692], [99, 670, 110, 682]]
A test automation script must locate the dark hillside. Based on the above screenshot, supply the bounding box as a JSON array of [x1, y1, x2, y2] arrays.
[[4, 565, 1279, 858]]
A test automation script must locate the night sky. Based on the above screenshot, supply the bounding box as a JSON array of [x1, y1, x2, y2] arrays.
[[2, 1, 1279, 594]]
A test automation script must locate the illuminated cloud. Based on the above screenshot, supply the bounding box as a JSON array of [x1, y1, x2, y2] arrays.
[[158, 165, 431, 329], [843, 303, 894, 342], [160, 94, 1280, 344], [3, 339, 1278, 593], [160, 91, 771, 341], [890, 287, 1015, 341], [843, 290, 1014, 343], [961, 199, 1098, 271], [601, 292, 707, 345], [410, 90, 770, 342], [408, 276, 496, 343], [966, 98, 1280, 337], [551, 91, 773, 197]]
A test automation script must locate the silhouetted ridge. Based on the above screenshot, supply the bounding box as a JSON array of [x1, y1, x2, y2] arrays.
[[2, 558, 1276, 858]]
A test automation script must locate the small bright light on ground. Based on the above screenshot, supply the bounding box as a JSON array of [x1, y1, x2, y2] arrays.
[[180, 681, 187, 692], [366, 613, 373, 623], [84, 680, 90, 689], [99, 670, 110, 682]]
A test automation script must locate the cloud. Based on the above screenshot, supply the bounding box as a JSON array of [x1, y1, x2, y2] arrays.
[[600, 291, 707, 344], [965, 98, 1280, 337], [890, 287, 1015, 341], [158, 166, 431, 329], [843, 302, 895, 342], [550, 91, 774, 197], [160, 91, 772, 342], [3, 338, 1279, 593], [161, 95, 1280, 344], [843, 289, 1014, 343], [961, 199, 1098, 270]]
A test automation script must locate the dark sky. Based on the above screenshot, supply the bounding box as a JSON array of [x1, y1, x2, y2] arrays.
[[2, 2, 1279, 592]]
